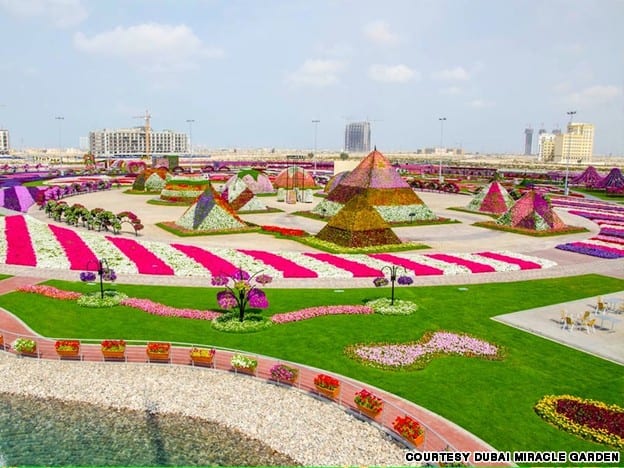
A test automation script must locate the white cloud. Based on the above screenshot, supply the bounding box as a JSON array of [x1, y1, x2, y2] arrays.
[[440, 86, 462, 95], [0, 0, 87, 28], [364, 20, 399, 46], [467, 99, 494, 109], [432, 66, 471, 81], [368, 64, 417, 83], [74, 23, 224, 72], [286, 59, 346, 86], [565, 85, 622, 105]]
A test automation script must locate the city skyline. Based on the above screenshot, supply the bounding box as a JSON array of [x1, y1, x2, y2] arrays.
[[0, 0, 622, 155]]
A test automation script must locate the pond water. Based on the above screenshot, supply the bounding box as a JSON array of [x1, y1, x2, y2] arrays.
[[0, 392, 298, 466]]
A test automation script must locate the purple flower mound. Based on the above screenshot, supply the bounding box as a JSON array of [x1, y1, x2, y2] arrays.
[[397, 275, 414, 285], [555, 243, 624, 259], [217, 290, 238, 309], [248, 288, 268, 308]]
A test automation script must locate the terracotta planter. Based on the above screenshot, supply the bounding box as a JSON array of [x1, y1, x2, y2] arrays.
[[56, 348, 80, 358], [0, 335, 4, 348], [315, 385, 340, 399], [402, 432, 425, 447], [147, 351, 170, 361], [233, 365, 256, 375], [102, 349, 125, 359], [356, 403, 382, 419], [190, 355, 214, 366]]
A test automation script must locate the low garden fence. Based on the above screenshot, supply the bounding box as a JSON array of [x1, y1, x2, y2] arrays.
[[0, 328, 466, 457]]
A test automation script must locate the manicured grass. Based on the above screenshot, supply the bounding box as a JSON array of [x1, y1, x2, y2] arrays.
[[572, 188, 624, 204], [1, 275, 623, 461]]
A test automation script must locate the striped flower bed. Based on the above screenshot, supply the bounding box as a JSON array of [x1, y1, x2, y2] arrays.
[[0, 214, 557, 281], [553, 197, 624, 258]]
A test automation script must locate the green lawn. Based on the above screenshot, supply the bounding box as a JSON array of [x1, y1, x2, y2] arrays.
[[0, 274, 622, 461]]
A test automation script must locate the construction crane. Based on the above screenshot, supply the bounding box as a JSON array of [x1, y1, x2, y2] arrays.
[[133, 110, 151, 159]]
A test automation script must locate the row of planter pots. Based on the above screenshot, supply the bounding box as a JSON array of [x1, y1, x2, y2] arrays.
[[2, 335, 425, 447]]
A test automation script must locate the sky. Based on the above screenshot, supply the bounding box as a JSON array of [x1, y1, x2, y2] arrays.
[[0, 0, 622, 155]]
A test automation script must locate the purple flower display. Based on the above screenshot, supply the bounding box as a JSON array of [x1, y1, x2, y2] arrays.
[[212, 269, 271, 322], [79, 271, 96, 282], [397, 275, 414, 285]]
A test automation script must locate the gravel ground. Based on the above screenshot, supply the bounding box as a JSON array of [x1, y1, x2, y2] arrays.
[[0, 353, 408, 467]]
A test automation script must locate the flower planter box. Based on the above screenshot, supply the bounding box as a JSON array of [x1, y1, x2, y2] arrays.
[[102, 349, 126, 360], [0, 335, 4, 349], [232, 365, 256, 375], [146, 351, 170, 362], [315, 385, 340, 400], [191, 354, 214, 365], [56, 348, 80, 359], [356, 404, 382, 419], [401, 432, 425, 447], [273, 375, 297, 386]]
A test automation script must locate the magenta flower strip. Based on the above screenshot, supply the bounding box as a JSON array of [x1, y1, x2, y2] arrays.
[[347, 331, 502, 370], [5, 215, 37, 266], [17, 285, 82, 300], [120, 297, 221, 320], [271, 305, 374, 324], [106, 236, 175, 275]]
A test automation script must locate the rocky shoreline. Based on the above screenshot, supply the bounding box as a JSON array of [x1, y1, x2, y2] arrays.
[[0, 353, 407, 466]]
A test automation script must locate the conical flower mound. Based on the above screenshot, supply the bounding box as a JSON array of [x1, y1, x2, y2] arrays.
[[177, 183, 247, 231], [316, 194, 401, 247], [597, 168, 624, 189], [496, 190, 566, 231], [467, 182, 515, 215], [312, 149, 436, 222], [571, 166, 603, 188]]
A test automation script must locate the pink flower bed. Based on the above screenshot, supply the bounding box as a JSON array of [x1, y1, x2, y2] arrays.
[[369, 253, 444, 276], [5, 215, 37, 266], [106, 237, 174, 275], [171, 244, 240, 277], [271, 305, 374, 324], [237, 249, 318, 278], [348, 331, 500, 369], [477, 251, 542, 270], [303, 253, 383, 277], [425, 253, 495, 273], [17, 284, 82, 300], [49, 224, 99, 270], [120, 297, 221, 320]]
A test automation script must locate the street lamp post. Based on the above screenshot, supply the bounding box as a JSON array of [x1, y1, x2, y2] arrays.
[[563, 110, 577, 196], [438, 117, 447, 183], [55, 116, 64, 164], [186, 119, 195, 157], [312, 119, 320, 178]]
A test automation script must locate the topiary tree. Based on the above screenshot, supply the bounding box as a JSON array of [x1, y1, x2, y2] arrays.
[[211, 269, 272, 322]]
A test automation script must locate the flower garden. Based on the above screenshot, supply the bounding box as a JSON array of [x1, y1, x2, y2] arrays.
[[1, 162, 624, 462]]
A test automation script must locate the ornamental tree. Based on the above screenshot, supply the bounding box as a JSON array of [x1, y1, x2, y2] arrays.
[[211, 269, 272, 322]]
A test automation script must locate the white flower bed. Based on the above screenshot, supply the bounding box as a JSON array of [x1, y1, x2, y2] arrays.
[[26, 217, 71, 270]]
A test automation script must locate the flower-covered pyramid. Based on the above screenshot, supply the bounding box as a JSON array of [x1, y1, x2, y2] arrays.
[[222, 178, 268, 212], [596, 168, 624, 189], [132, 168, 169, 191], [496, 190, 566, 231], [571, 166, 603, 188], [316, 193, 402, 247], [160, 175, 211, 203], [273, 166, 316, 189], [0, 185, 43, 212], [224, 169, 274, 194], [312, 148, 436, 222], [466, 181, 515, 215], [323, 171, 350, 194], [176, 183, 247, 231]]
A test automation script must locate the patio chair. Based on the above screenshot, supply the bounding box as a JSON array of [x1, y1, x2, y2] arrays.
[[559, 309, 569, 328], [582, 317, 597, 334], [563, 316, 577, 332], [595, 298, 607, 315]]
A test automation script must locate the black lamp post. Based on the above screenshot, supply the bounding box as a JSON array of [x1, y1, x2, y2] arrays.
[[87, 258, 110, 299], [380, 265, 406, 306]]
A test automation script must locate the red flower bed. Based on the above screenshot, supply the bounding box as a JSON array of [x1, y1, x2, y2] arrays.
[[556, 398, 624, 438], [261, 225, 307, 237]]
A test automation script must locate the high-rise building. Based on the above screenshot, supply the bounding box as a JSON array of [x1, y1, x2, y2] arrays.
[[0, 129, 9, 154], [89, 127, 188, 157], [538, 122, 594, 163], [554, 122, 594, 164], [524, 127, 533, 155], [344, 121, 371, 152]]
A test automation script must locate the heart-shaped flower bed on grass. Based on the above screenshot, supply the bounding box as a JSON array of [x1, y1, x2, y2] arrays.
[[534, 395, 624, 449]]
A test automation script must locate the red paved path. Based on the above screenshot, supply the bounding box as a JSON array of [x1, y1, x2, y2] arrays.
[[0, 276, 508, 464]]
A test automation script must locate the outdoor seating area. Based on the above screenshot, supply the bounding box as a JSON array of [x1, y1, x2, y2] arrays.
[[494, 293, 624, 365]]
